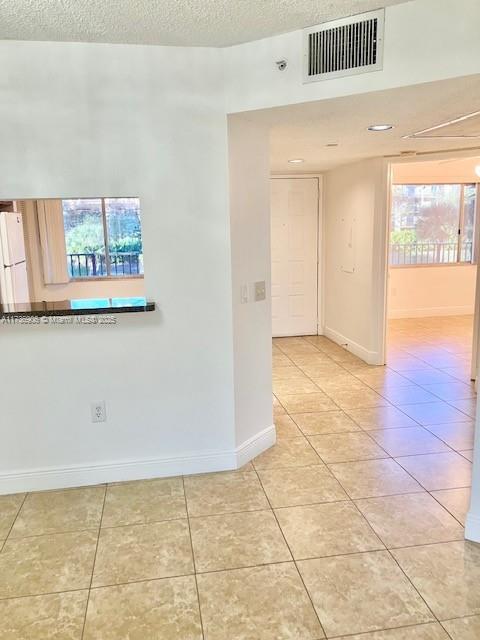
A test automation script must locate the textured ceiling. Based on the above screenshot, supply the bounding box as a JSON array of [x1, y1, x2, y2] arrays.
[[267, 75, 480, 173], [0, 0, 409, 47]]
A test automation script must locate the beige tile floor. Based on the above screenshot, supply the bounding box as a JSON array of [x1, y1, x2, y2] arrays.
[[0, 316, 478, 639]]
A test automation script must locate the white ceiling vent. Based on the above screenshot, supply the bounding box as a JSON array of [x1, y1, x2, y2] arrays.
[[303, 9, 384, 83]]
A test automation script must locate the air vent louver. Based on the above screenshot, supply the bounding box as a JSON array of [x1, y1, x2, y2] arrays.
[[304, 9, 384, 83]]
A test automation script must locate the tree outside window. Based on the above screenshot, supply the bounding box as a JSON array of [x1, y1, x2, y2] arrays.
[[62, 198, 143, 278], [390, 184, 477, 265]]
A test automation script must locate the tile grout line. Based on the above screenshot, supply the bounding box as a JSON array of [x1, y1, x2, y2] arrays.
[[368, 324, 469, 640], [365, 334, 475, 422], [80, 483, 107, 640], [182, 476, 206, 640], [325, 620, 454, 639], [269, 348, 467, 640], [427, 491, 468, 528], [280, 341, 429, 430], [3, 526, 102, 543], [0, 573, 197, 604], [276, 346, 469, 531], [281, 336, 459, 640], [304, 414, 469, 459], [0, 492, 28, 554], [274, 338, 472, 495], [0, 536, 468, 601], [272, 330, 470, 608], [386, 546, 448, 634], [251, 463, 327, 640], [302, 430, 392, 463], [0, 587, 91, 604], [7, 485, 464, 555], [277, 332, 475, 430], [273, 352, 471, 519], [0, 559, 330, 605]]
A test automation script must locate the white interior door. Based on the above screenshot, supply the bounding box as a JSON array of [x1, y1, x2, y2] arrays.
[[271, 177, 319, 337]]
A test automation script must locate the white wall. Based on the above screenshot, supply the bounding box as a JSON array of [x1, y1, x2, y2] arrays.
[[0, 41, 240, 492], [224, 0, 480, 113], [388, 266, 477, 318], [228, 116, 274, 452], [466, 394, 480, 542], [393, 157, 480, 185], [323, 158, 388, 364]]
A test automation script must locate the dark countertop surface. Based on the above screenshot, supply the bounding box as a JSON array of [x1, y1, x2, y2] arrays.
[[0, 297, 155, 317]]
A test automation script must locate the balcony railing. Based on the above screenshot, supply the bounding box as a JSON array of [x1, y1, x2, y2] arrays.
[[389, 241, 473, 265], [67, 252, 143, 278]]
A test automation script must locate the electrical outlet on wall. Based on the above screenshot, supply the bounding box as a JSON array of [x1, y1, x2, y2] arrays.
[[91, 401, 107, 423]]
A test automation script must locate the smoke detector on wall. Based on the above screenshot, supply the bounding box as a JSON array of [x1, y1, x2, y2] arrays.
[[303, 9, 384, 83]]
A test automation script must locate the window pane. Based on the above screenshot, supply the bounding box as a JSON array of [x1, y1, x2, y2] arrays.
[[461, 184, 476, 262], [105, 198, 143, 277], [390, 184, 461, 265], [62, 199, 107, 277]]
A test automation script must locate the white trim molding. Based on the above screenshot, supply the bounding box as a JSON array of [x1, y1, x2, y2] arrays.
[[0, 424, 276, 495], [237, 424, 276, 468], [324, 325, 382, 365]]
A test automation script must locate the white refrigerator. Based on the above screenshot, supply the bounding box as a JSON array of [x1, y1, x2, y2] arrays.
[[0, 210, 30, 304]]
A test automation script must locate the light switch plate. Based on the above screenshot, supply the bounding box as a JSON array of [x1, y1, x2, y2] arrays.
[[254, 281, 266, 302]]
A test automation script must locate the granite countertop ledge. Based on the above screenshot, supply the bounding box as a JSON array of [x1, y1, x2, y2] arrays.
[[0, 297, 155, 317]]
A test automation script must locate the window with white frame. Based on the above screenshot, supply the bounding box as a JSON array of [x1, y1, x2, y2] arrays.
[[62, 198, 143, 278], [389, 184, 477, 266]]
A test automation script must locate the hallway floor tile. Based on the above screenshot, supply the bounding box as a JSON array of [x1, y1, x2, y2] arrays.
[[0, 316, 477, 638]]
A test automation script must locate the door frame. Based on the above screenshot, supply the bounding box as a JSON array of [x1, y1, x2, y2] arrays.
[[470, 182, 480, 382], [378, 150, 480, 373], [270, 174, 324, 336]]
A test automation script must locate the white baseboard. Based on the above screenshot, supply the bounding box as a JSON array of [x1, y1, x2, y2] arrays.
[[324, 326, 382, 365], [0, 425, 276, 495], [237, 424, 276, 468], [388, 305, 474, 319], [465, 511, 480, 543], [272, 331, 318, 337]]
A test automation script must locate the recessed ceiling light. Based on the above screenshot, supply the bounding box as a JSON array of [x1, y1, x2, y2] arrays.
[[288, 158, 305, 163], [475, 165, 480, 178], [368, 124, 394, 132]]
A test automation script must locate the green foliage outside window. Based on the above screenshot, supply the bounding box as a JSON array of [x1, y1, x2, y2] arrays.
[[65, 215, 105, 254], [390, 229, 416, 244], [62, 197, 144, 277]]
